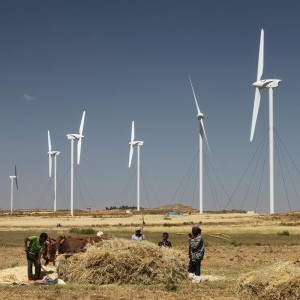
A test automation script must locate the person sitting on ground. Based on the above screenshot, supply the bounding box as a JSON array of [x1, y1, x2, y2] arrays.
[[188, 224, 205, 276], [158, 232, 172, 248], [131, 226, 145, 241], [24, 232, 48, 280]]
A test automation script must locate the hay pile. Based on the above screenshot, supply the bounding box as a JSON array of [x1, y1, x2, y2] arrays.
[[0, 265, 57, 284], [56, 238, 187, 285], [237, 261, 300, 299]]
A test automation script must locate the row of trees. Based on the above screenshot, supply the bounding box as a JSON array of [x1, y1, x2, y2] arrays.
[[105, 205, 138, 210]]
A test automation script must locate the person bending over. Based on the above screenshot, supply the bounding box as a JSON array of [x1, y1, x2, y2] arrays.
[[24, 232, 48, 280]]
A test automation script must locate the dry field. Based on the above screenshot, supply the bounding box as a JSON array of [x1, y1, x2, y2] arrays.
[[0, 210, 299, 299]]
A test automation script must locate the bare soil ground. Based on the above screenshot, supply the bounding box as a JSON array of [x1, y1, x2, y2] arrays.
[[0, 211, 299, 299]]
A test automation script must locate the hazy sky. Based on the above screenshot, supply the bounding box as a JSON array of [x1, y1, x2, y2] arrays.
[[0, 0, 300, 213]]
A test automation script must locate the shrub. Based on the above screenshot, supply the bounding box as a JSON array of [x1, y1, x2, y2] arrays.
[[231, 240, 242, 247], [277, 230, 290, 236]]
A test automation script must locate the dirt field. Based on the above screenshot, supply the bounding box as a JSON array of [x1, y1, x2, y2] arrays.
[[0, 211, 299, 299]]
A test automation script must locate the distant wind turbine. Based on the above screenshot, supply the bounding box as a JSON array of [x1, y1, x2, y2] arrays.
[[128, 121, 144, 212], [66, 111, 86, 216], [9, 165, 18, 213], [47, 130, 60, 212], [250, 29, 281, 214], [188, 76, 211, 214]]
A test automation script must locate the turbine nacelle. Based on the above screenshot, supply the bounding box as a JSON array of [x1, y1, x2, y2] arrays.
[[197, 112, 204, 120], [129, 141, 144, 147], [48, 150, 60, 156], [252, 79, 281, 89], [67, 134, 84, 140], [9, 176, 17, 180]]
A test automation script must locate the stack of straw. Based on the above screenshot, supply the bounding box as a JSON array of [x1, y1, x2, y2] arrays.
[[56, 238, 187, 285], [237, 261, 300, 299]]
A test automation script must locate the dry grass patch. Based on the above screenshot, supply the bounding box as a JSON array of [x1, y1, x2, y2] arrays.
[[237, 261, 300, 299], [57, 238, 187, 285]]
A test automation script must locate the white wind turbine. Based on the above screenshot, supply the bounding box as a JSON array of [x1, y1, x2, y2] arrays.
[[9, 165, 18, 213], [250, 29, 281, 214], [128, 121, 144, 212], [66, 111, 86, 216], [189, 76, 211, 214], [48, 130, 60, 212]]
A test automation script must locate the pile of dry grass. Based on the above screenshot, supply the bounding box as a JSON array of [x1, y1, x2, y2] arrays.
[[56, 238, 187, 285], [237, 261, 300, 299]]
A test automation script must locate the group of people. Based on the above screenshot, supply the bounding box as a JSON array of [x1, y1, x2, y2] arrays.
[[25, 224, 204, 281], [131, 224, 205, 276], [131, 226, 172, 247]]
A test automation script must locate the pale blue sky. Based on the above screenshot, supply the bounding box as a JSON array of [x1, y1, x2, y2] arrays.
[[0, 0, 300, 213]]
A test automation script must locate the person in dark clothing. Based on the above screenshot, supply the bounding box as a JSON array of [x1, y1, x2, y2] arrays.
[[188, 224, 205, 276], [24, 232, 48, 280], [158, 232, 172, 248]]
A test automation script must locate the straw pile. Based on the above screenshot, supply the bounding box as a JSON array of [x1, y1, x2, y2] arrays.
[[0, 265, 57, 284], [56, 238, 187, 285], [237, 261, 300, 299]]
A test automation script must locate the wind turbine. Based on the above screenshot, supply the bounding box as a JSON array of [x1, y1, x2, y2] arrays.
[[250, 29, 281, 214], [128, 121, 144, 212], [66, 111, 86, 216], [47, 130, 60, 212], [9, 165, 18, 213], [188, 76, 211, 214]]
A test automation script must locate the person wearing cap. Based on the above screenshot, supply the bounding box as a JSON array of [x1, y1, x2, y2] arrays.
[[131, 226, 145, 241], [96, 231, 104, 237], [188, 225, 205, 276], [24, 232, 48, 280]]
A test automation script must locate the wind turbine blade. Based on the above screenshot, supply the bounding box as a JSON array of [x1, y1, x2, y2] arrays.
[[77, 138, 82, 165], [79, 111, 86, 135], [77, 111, 85, 165], [48, 130, 52, 177], [48, 130, 52, 152], [128, 145, 134, 168], [250, 88, 261, 141], [15, 165, 18, 190], [131, 121, 135, 142], [188, 75, 201, 115], [200, 119, 211, 156], [257, 29, 264, 81]]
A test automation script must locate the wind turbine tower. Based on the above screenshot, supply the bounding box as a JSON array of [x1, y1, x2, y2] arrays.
[[47, 130, 60, 212], [188, 76, 210, 214], [66, 111, 86, 216], [250, 29, 281, 214], [9, 165, 18, 213], [128, 121, 144, 212]]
